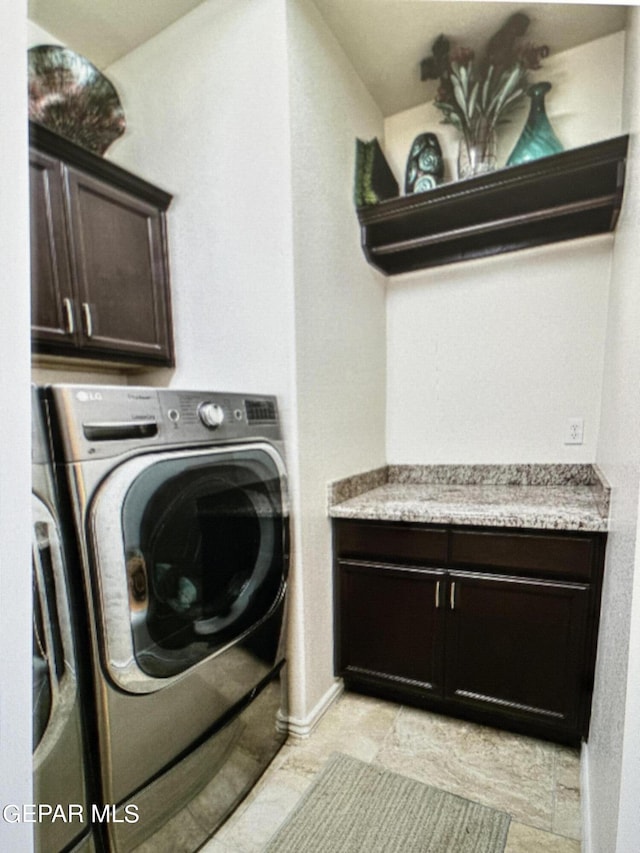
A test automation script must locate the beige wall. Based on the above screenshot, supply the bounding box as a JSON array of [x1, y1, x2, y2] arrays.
[[587, 7, 640, 853]]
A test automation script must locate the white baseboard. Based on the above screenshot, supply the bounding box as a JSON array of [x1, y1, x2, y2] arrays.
[[277, 680, 344, 739], [581, 742, 592, 853]]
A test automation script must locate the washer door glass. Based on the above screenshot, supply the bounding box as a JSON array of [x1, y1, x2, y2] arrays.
[[119, 446, 286, 679]]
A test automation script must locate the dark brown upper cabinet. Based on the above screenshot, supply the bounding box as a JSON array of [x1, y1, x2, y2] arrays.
[[30, 122, 174, 366], [357, 135, 629, 276]]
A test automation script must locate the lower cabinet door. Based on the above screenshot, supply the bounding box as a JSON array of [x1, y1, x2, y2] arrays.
[[444, 571, 590, 731], [337, 560, 445, 695]]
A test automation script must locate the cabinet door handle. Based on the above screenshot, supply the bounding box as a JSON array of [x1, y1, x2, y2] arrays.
[[450, 581, 457, 610], [435, 580, 441, 609], [82, 302, 94, 338], [62, 298, 75, 334]]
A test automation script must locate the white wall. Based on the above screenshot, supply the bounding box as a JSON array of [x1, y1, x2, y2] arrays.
[[586, 8, 640, 853], [106, 0, 296, 406], [286, 0, 387, 720], [386, 237, 612, 463], [385, 31, 624, 465], [0, 1, 33, 851]]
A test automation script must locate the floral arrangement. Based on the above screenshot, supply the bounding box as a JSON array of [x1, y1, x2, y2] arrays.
[[420, 13, 549, 172]]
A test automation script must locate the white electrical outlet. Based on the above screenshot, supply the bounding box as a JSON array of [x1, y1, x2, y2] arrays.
[[565, 417, 584, 445]]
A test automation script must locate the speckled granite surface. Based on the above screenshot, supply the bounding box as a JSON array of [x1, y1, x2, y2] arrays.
[[330, 465, 388, 505], [328, 464, 610, 532]]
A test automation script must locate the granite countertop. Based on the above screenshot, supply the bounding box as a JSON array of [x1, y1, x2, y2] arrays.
[[328, 464, 610, 532]]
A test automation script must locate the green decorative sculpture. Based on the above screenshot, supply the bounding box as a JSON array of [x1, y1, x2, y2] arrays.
[[507, 82, 563, 167]]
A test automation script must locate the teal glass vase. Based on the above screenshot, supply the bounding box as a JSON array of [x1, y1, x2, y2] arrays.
[[507, 82, 563, 167]]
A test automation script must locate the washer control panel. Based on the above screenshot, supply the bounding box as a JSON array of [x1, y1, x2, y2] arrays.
[[197, 401, 225, 429], [47, 384, 282, 461], [159, 390, 281, 444]]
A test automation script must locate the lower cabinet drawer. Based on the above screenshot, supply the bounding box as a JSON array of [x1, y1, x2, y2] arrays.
[[335, 521, 447, 564], [450, 529, 596, 581]]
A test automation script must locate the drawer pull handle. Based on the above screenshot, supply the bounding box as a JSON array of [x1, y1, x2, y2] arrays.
[[82, 302, 94, 338], [62, 298, 75, 334], [450, 582, 456, 610], [435, 580, 441, 609]]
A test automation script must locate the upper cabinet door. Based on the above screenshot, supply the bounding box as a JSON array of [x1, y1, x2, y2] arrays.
[[29, 149, 77, 346], [64, 166, 173, 364]]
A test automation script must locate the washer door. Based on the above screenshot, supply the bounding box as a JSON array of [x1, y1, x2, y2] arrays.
[[88, 443, 287, 693]]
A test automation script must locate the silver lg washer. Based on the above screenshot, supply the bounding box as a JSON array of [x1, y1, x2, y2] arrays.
[[45, 384, 289, 851]]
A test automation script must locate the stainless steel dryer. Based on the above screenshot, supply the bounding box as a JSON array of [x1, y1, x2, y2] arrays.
[[32, 386, 97, 853], [44, 385, 288, 852]]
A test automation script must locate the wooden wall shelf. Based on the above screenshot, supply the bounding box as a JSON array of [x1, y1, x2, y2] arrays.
[[357, 135, 629, 276]]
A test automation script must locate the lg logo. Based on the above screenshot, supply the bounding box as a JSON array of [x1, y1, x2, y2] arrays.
[[76, 390, 103, 402]]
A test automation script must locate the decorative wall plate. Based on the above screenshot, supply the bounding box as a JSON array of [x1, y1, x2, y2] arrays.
[[28, 45, 126, 155]]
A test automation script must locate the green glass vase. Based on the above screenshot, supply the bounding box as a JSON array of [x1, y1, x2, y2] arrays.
[[507, 82, 563, 167]]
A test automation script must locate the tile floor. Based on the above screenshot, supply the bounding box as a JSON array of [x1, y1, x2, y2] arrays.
[[201, 691, 581, 853]]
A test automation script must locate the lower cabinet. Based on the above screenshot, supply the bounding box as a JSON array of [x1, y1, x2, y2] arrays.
[[334, 520, 606, 744]]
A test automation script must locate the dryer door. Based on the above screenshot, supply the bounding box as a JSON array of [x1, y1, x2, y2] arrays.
[[88, 443, 287, 693], [32, 495, 91, 853]]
